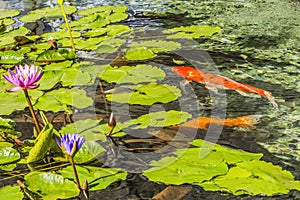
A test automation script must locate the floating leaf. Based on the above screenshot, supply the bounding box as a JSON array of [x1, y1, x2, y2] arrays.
[[100, 65, 165, 84], [0, 50, 24, 64], [96, 38, 126, 53], [164, 25, 222, 39], [144, 139, 300, 196], [106, 83, 181, 105], [125, 40, 181, 60], [27, 124, 53, 163], [0, 10, 20, 19], [121, 110, 191, 129], [19, 6, 77, 22], [0, 185, 23, 200], [73, 140, 106, 163], [36, 49, 76, 63], [42, 30, 81, 41], [124, 47, 156, 60], [0, 146, 20, 164], [34, 88, 93, 113], [203, 160, 300, 196], [60, 119, 125, 141], [25, 172, 79, 200], [58, 165, 127, 191], [0, 89, 43, 115]]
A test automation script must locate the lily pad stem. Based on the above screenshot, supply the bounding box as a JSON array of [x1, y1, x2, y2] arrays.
[[59, 4, 76, 52], [23, 89, 41, 134], [70, 156, 81, 189]]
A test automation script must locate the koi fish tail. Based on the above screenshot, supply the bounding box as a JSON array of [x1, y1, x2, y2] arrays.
[[262, 91, 278, 109], [224, 115, 262, 127]]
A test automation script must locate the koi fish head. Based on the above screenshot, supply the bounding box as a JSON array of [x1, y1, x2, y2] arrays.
[[172, 66, 202, 82]]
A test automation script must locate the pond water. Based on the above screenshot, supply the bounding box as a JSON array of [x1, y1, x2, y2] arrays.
[[0, 0, 300, 199]]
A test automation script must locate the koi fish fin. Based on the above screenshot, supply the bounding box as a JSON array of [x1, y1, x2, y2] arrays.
[[205, 85, 221, 95], [235, 90, 261, 98], [264, 93, 278, 110], [179, 80, 190, 93]]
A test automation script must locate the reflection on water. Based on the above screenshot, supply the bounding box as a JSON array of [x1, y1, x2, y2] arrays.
[[0, 0, 170, 11]]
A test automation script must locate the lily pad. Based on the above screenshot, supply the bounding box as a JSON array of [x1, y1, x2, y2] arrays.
[[0, 89, 43, 115], [96, 38, 126, 53], [121, 110, 191, 129], [0, 10, 20, 19], [25, 171, 79, 200], [73, 140, 106, 163], [125, 40, 181, 60], [0, 185, 23, 200], [124, 47, 156, 60], [34, 88, 93, 113], [0, 146, 20, 164], [144, 139, 300, 196], [42, 30, 81, 41], [0, 50, 24, 65], [19, 6, 77, 23], [202, 160, 300, 196], [58, 165, 127, 191], [100, 64, 165, 84], [36, 49, 76, 63], [106, 83, 181, 105], [164, 25, 222, 39], [60, 119, 125, 141]]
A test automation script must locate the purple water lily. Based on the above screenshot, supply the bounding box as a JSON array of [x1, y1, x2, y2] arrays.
[[3, 64, 43, 92], [56, 133, 85, 157]]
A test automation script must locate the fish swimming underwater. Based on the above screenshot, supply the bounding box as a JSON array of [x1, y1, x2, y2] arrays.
[[172, 66, 278, 109], [170, 115, 262, 130]]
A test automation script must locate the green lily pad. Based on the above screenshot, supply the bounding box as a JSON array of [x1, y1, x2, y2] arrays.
[[124, 47, 156, 60], [144, 139, 300, 196], [125, 40, 181, 60], [106, 25, 131, 37], [25, 171, 79, 200], [36, 49, 76, 63], [0, 185, 23, 200], [164, 25, 222, 39], [106, 83, 181, 105], [0, 89, 43, 115], [78, 5, 127, 17], [0, 163, 17, 171], [100, 64, 165, 84], [0, 146, 20, 164], [0, 10, 20, 19], [19, 6, 77, 23], [121, 110, 191, 129], [73, 140, 106, 163], [58, 165, 127, 191], [34, 88, 93, 113], [60, 119, 125, 141], [0, 50, 24, 64], [128, 40, 182, 53], [203, 160, 300, 196], [42, 30, 81, 41], [96, 38, 126, 53]]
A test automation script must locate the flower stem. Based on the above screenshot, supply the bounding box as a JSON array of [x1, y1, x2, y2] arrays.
[[70, 156, 81, 189], [59, 4, 76, 52], [23, 89, 41, 134]]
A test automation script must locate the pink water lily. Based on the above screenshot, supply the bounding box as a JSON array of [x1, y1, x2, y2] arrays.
[[3, 64, 43, 92]]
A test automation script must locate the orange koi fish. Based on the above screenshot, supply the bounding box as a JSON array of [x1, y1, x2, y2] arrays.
[[170, 115, 261, 130], [172, 66, 278, 109]]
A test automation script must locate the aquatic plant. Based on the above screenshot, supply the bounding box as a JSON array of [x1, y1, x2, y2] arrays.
[[56, 133, 85, 188], [3, 64, 43, 133], [57, 0, 76, 51]]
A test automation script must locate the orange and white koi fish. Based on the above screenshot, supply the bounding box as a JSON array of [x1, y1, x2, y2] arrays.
[[170, 115, 261, 130], [172, 66, 278, 109]]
